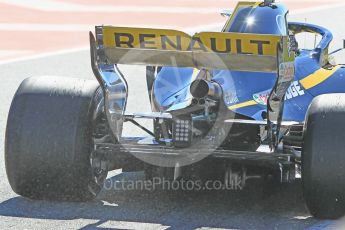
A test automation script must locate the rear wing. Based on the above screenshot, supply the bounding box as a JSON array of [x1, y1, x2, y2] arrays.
[[89, 26, 295, 149], [91, 26, 290, 73]]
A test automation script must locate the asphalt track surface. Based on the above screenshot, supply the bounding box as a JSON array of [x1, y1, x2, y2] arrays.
[[1, 6, 345, 230]]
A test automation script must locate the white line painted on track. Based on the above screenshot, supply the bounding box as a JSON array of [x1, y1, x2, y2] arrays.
[[0, 50, 32, 59], [98, 220, 169, 230], [0, 47, 88, 65], [0, 24, 94, 32]]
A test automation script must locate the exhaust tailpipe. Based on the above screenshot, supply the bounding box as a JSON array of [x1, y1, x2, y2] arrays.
[[190, 79, 222, 99]]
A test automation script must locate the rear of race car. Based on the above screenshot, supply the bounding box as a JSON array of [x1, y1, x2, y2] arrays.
[[13, 0, 345, 220], [4, 0, 297, 201]]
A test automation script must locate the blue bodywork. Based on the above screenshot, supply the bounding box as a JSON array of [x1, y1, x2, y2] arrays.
[[152, 3, 345, 123]]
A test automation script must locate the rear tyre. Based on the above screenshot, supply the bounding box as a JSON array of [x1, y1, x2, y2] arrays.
[[303, 94, 345, 219], [5, 76, 107, 201]]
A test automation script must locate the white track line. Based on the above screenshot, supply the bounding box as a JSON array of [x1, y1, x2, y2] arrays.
[[0, 47, 88, 65], [0, 24, 94, 32], [0, 50, 32, 57], [98, 220, 169, 230]]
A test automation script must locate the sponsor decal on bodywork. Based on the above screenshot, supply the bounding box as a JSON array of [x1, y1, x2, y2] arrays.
[[285, 81, 305, 99], [224, 92, 239, 105], [253, 89, 271, 106], [101, 26, 281, 56], [253, 81, 305, 106]]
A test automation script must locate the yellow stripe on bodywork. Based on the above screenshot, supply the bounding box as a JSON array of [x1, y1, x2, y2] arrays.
[[228, 65, 342, 111], [228, 100, 257, 110], [300, 66, 341, 90]]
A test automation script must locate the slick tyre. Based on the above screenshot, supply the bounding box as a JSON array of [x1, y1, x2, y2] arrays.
[[5, 76, 106, 201], [303, 94, 345, 219]]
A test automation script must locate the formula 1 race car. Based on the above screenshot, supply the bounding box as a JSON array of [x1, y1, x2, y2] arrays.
[[5, 0, 345, 219]]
